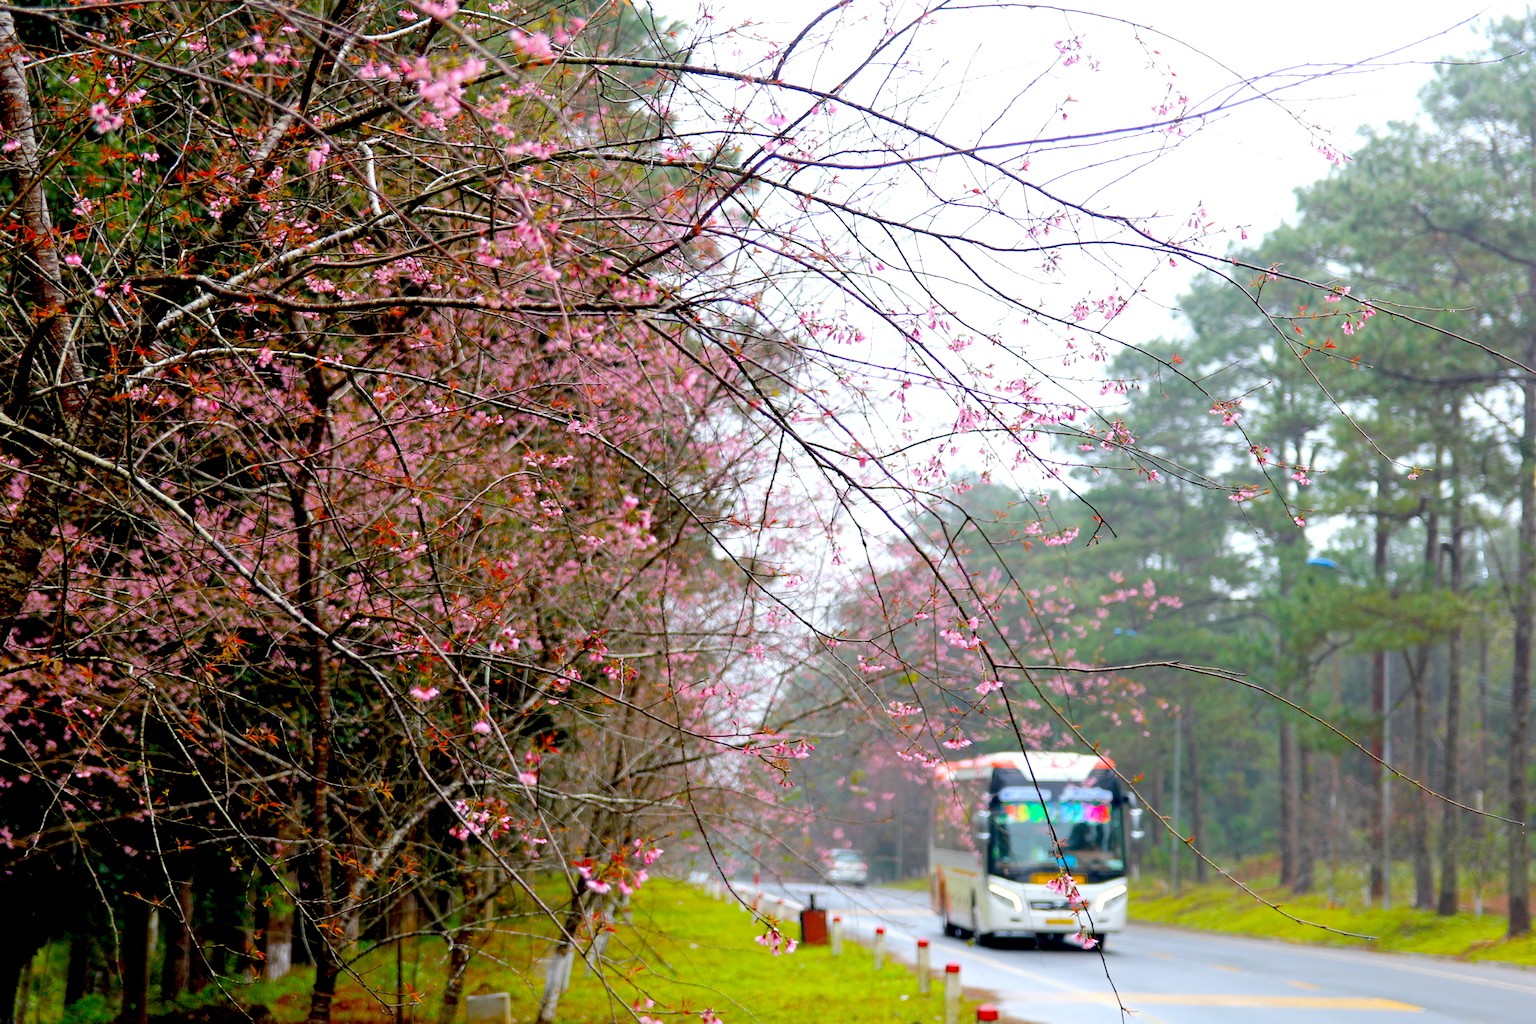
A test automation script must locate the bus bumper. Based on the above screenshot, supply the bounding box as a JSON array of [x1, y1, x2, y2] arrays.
[[991, 883, 1129, 936]]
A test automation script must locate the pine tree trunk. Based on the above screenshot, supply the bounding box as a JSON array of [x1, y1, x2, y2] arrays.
[[1293, 746, 1314, 894], [1411, 650, 1435, 910], [1507, 359, 1535, 937], [1278, 718, 1296, 889], [1438, 619, 1465, 915], [1370, 470, 1391, 903], [1188, 714, 1208, 885], [1438, 437, 1465, 916]]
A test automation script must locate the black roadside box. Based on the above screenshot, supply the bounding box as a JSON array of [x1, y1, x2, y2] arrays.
[[799, 893, 828, 945]]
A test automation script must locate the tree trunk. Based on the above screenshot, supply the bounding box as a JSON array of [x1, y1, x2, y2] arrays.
[[64, 932, 92, 1008], [1279, 717, 1297, 889], [437, 933, 474, 1024], [307, 961, 339, 1024], [291, 445, 342, 1024], [1468, 609, 1492, 906], [116, 901, 152, 1024], [263, 881, 296, 983], [1508, 360, 1535, 937], [1438, 447, 1465, 916], [438, 851, 508, 1024], [160, 879, 194, 1000], [1410, 648, 1435, 910], [0, 9, 83, 646], [1370, 466, 1391, 903], [1187, 712, 1208, 885], [534, 894, 586, 1024], [1293, 746, 1314, 894]]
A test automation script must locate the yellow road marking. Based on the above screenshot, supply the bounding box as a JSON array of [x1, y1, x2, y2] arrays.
[[1029, 994, 1420, 1010]]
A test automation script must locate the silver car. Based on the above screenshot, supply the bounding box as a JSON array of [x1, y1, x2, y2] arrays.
[[823, 848, 869, 886]]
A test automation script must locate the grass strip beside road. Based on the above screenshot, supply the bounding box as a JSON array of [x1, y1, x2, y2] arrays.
[[1134, 881, 1536, 965], [249, 880, 982, 1024]]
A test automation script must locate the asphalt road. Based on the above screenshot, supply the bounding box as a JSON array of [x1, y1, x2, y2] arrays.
[[748, 881, 1536, 1023]]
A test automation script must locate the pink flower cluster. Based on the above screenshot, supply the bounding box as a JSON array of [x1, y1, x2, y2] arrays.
[[403, 56, 487, 125], [574, 839, 664, 896], [87, 77, 146, 135], [754, 926, 797, 956], [448, 798, 514, 841]]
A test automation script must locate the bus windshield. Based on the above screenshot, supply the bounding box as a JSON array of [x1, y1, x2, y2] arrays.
[[987, 784, 1125, 882]]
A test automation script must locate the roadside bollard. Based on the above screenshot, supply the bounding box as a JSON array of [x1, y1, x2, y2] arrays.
[[943, 963, 961, 1024], [465, 993, 511, 1024], [830, 916, 844, 955], [873, 927, 886, 970], [976, 1006, 998, 1023], [916, 939, 931, 994]]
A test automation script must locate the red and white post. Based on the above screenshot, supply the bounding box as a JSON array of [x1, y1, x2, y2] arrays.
[[943, 963, 962, 1024]]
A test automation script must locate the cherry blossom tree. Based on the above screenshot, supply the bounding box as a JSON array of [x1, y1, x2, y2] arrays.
[[0, 0, 1405, 1020]]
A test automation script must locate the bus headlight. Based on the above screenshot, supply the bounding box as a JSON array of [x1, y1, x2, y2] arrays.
[[988, 883, 1023, 913], [1095, 884, 1128, 913]]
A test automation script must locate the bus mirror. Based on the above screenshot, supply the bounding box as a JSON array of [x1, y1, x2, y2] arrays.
[[972, 810, 991, 843], [1129, 806, 1145, 841]]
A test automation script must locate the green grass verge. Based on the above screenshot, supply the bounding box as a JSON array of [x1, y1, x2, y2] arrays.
[[1133, 877, 1536, 965], [231, 880, 977, 1024]]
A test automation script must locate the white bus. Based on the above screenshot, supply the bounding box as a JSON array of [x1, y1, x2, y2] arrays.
[[930, 751, 1137, 948]]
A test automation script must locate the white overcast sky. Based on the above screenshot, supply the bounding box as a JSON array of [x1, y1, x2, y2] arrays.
[[1070, 2, 1533, 251], [644, 2, 1536, 568], [657, 1, 1535, 339]]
